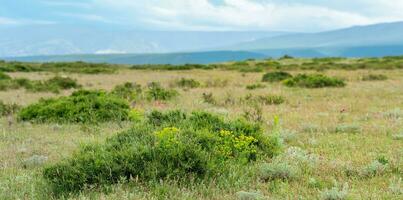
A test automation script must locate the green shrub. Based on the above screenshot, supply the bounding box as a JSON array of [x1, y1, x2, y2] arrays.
[[256, 95, 285, 105], [259, 162, 298, 181], [283, 74, 346, 88], [111, 82, 142, 102], [246, 83, 266, 90], [18, 90, 130, 123], [262, 71, 292, 82], [0, 101, 20, 116], [174, 78, 201, 88], [362, 74, 388, 81], [146, 82, 178, 101], [320, 183, 349, 200], [43, 110, 282, 194], [0, 72, 11, 80], [45, 76, 81, 90]]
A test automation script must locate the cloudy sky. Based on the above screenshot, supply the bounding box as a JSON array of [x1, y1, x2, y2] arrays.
[[1, 0, 403, 32]]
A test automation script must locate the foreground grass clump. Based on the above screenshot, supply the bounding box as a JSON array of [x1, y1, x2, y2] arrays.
[[246, 83, 266, 90], [43, 110, 281, 194], [146, 82, 178, 101], [18, 90, 130, 123], [0, 72, 11, 80], [283, 74, 346, 88], [0, 101, 20, 116], [262, 71, 292, 82]]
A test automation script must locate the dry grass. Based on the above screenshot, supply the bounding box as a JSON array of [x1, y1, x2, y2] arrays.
[[0, 68, 402, 199]]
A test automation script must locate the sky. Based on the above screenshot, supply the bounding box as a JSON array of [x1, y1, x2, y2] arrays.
[[1, 0, 403, 32]]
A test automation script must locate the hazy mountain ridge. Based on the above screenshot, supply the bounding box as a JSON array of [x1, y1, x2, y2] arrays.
[[0, 25, 288, 57], [224, 21, 403, 50]]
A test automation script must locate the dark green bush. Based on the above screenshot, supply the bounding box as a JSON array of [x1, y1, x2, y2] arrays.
[[262, 71, 292, 82], [0, 101, 20, 116], [146, 82, 178, 101], [174, 78, 201, 88], [111, 82, 142, 102], [43, 110, 282, 194], [18, 90, 130, 123], [283, 74, 346, 88], [362, 74, 388, 81]]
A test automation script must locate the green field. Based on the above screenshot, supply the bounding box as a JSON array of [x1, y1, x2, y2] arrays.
[[0, 57, 402, 200]]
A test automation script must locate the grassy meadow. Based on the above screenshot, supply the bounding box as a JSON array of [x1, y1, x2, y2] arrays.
[[0, 57, 402, 199]]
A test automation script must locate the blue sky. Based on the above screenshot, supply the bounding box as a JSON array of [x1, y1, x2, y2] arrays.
[[1, 0, 403, 32]]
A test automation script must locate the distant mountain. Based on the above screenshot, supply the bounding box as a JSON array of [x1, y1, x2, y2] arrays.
[[4, 51, 267, 65], [222, 21, 403, 57], [0, 25, 288, 57]]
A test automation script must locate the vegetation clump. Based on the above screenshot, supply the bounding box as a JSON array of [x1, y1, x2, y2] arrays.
[[283, 74, 346, 88], [146, 82, 178, 101], [0, 61, 117, 74], [362, 74, 388, 81], [262, 71, 292, 82], [0, 76, 81, 93], [174, 78, 201, 88], [246, 83, 266, 90], [0, 101, 20, 116], [0, 72, 11, 80], [111, 82, 142, 102], [18, 90, 130, 123], [43, 110, 282, 194]]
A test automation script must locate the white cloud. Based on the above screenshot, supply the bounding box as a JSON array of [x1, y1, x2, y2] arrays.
[[0, 17, 55, 26], [0, 17, 19, 25], [57, 12, 117, 24], [93, 0, 397, 31], [95, 49, 126, 54]]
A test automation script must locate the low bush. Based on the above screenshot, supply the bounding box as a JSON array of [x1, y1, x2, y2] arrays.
[[25, 76, 81, 93], [111, 82, 142, 102], [146, 82, 178, 101], [259, 162, 298, 181], [0, 101, 20, 116], [362, 74, 388, 81], [262, 71, 292, 82], [320, 183, 349, 200], [283, 74, 346, 88], [0, 76, 81, 93], [18, 90, 130, 123], [174, 78, 201, 88], [242, 94, 285, 105], [246, 83, 266, 90], [43, 110, 282, 194], [256, 95, 285, 105]]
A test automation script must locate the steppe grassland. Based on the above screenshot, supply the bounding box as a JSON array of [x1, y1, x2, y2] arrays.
[[0, 67, 402, 199]]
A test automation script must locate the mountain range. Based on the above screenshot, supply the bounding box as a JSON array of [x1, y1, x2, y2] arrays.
[[2, 21, 403, 64]]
